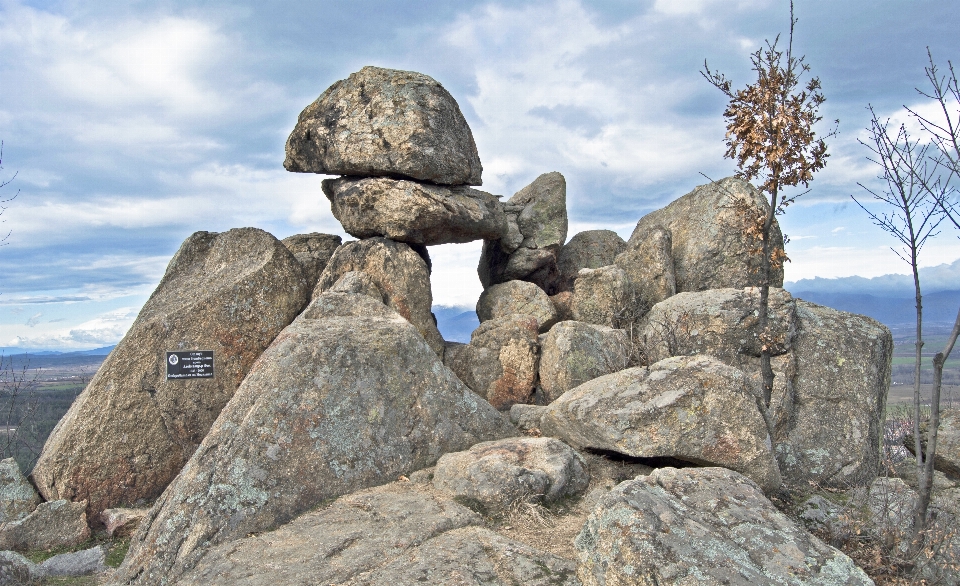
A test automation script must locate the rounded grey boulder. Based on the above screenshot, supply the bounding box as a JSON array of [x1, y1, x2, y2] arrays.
[[284, 66, 483, 186]]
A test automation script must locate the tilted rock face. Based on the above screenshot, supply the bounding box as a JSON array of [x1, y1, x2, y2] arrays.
[[776, 300, 892, 488], [628, 177, 784, 292], [31, 228, 309, 522], [116, 289, 515, 584], [536, 355, 782, 493], [446, 315, 541, 410], [556, 229, 626, 292], [479, 172, 568, 294], [575, 467, 872, 586], [0, 458, 40, 523], [476, 279, 558, 333], [0, 499, 90, 552], [432, 437, 589, 512], [572, 265, 630, 328], [280, 232, 341, 292], [284, 66, 483, 186], [614, 224, 675, 312], [539, 321, 630, 403], [907, 409, 960, 478], [314, 237, 445, 355], [323, 177, 506, 245]]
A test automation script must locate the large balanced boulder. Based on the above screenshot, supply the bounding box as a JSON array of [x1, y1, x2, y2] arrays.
[[284, 66, 482, 186], [776, 300, 892, 488], [476, 279, 558, 333], [539, 321, 630, 403], [556, 229, 626, 292], [528, 354, 781, 493], [479, 172, 568, 293], [575, 467, 872, 585], [432, 437, 589, 513], [323, 177, 505, 245], [280, 232, 341, 291], [31, 228, 309, 523], [614, 224, 675, 312], [0, 458, 40, 523], [116, 287, 515, 584], [314, 237, 445, 355], [628, 177, 784, 292]]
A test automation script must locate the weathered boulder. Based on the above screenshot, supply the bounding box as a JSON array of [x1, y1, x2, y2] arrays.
[[433, 437, 589, 512], [314, 237, 444, 355], [445, 315, 540, 410], [0, 550, 35, 584], [627, 177, 784, 292], [614, 224, 675, 312], [284, 66, 482, 186], [479, 172, 568, 294], [905, 409, 960, 478], [280, 232, 341, 291], [323, 177, 505, 245], [550, 291, 575, 322], [539, 321, 630, 403], [572, 265, 630, 328], [777, 300, 892, 488], [31, 228, 308, 523], [575, 467, 872, 585], [556, 229, 626, 292], [116, 287, 515, 584], [476, 280, 557, 333], [0, 458, 40, 523], [176, 480, 577, 586], [39, 545, 107, 578], [535, 355, 782, 492], [0, 499, 90, 552], [101, 507, 149, 538]]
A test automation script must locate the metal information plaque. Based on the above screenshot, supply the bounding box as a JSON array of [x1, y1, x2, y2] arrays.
[[166, 351, 214, 379]]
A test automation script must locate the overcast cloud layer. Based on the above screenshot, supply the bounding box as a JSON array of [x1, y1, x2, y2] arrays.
[[1, 0, 959, 349]]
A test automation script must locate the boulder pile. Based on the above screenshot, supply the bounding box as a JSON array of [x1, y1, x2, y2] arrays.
[[0, 66, 908, 584]]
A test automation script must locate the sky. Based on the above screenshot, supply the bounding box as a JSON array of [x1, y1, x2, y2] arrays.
[[1, 0, 959, 350]]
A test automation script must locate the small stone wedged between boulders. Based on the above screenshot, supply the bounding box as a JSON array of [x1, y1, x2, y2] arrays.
[[0, 458, 40, 523], [284, 66, 483, 186], [627, 176, 784, 292], [101, 507, 149, 538], [281, 232, 341, 292], [0, 499, 90, 552], [432, 437, 589, 513], [476, 280, 557, 333], [30, 227, 309, 524], [556, 229, 626, 292], [323, 177, 506, 245], [539, 321, 630, 403], [575, 467, 872, 585], [116, 285, 515, 585]]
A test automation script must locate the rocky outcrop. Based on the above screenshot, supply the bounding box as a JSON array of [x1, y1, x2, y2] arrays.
[[280, 232, 341, 291], [572, 265, 630, 328], [476, 279, 558, 333], [479, 172, 568, 294], [627, 177, 784, 292], [906, 409, 960, 478], [575, 467, 872, 585], [116, 286, 515, 584], [0, 458, 40, 523], [284, 66, 482, 186], [539, 321, 630, 403], [524, 355, 781, 493], [101, 507, 149, 538], [314, 237, 445, 355], [614, 224, 675, 311], [433, 437, 589, 513], [445, 315, 540, 410], [31, 228, 309, 523], [323, 177, 505, 245], [0, 499, 90, 552], [556, 230, 626, 292]]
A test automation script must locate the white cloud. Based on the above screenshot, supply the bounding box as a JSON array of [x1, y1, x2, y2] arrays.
[[8, 306, 137, 349]]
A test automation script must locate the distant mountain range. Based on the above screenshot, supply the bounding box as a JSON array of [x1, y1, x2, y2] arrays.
[[0, 345, 116, 357]]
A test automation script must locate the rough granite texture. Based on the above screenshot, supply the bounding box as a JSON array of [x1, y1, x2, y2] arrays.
[[906, 409, 960, 479], [323, 176, 506, 245], [0, 499, 90, 552], [115, 289, 515, 585], [539, 321, 630, 403], [101, 507, 149, 538], [556, 229, 626, 292], [476, 279, 558, 333], [30, 228, 309, 523], [314, 237, 445, 356], [575, 467, 872, 585], [572, 265, 630, 328], [614, 224, 676, 311], [284, 66, 483, 185], [627, 177, 784, 292], [0, 457, 40, 523], [280, 232, 341, 292]]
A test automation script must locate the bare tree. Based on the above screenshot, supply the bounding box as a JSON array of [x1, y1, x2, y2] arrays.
[[702, 1, 833, 411]]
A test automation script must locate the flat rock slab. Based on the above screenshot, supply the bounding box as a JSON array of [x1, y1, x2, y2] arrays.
[[285, 66, 483, 186], [116, 290, 515, 584], [575, 467, 872, 585], [39, 545, 107, 578], [323, 177, 505, 245], [31, 228, 309, 523], [0, 458, 40, 523], [174, 481, 577, 586], [433, 437, 589, 513], [536, 354, 781, 493], [0, 499, 90, 552]]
